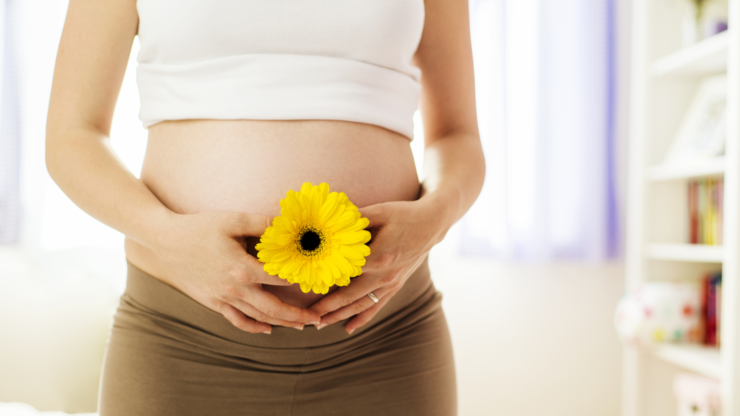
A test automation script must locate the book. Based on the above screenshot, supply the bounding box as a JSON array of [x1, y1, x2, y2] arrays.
[[688, 179, 724, 245], [689, 181, 698, 244], [703, 271, 722, 346]]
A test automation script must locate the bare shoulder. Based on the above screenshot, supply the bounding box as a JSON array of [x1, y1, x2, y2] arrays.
[[47, 0, 138, 137], [413, 0, 478, 140]]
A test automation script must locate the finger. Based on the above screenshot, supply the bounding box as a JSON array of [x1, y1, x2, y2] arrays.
[[358, 203, 392, 229], [228, 213, 274, 237], [245, 287, 321, 325], [251, 274, 293, 286], [354, 225, 403, 274], [316, 284, 396, 329], [232, 299, 305, 330], [241, 255, 293, 286], [345, 285, 401, 334], [308, 272, 388, 316], [359, 242, 395, 273], [219, 303, 272, 334]]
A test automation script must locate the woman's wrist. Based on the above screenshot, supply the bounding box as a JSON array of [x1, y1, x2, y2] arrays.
[[136, 206, 182, 251], [416, 185, 462, 246]]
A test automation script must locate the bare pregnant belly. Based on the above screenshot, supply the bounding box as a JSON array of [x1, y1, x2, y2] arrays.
[[124, 119, 421, 309]]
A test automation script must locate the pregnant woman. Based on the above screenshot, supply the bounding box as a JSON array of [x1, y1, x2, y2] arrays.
[[46, 0, 484, 414]]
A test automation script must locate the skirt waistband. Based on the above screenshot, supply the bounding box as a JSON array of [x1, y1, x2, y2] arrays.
[[121, 255, 438, 349]]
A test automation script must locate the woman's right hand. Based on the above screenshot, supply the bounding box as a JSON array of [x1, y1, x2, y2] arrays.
[[149, 211, 321, 334]]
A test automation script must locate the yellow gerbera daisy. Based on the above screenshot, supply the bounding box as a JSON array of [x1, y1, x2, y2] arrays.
[[255, 182, 372, 294]]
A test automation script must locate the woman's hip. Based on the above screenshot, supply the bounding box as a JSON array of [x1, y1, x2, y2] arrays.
[[99, 302, 456, 415], [98, 256, 457, 415]]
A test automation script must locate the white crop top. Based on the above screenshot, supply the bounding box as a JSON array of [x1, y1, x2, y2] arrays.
[[135, 0, 425, 140]]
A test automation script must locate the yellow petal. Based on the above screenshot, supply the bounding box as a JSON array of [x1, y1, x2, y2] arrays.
[[348, 257, 366, 266], [328, 211, 358, 232], [300, 182, 313, 193], [341, 217, 370, 233], [310, 184, 323, 219], [325, 257, 341, 279], [277, 233, 293, 246], [338, 244, 366, 259], [318, 265, 334, 285], [270, 250, 293, 263], [318, 182, 330, 199], [318, 193, 339, 225], [336, 230, 371, 245], [329, 251, 354, 275]]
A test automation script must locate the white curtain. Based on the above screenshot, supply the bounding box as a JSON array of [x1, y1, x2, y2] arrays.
[[462, 0, 619, 261], [0, 0, 21, 244]]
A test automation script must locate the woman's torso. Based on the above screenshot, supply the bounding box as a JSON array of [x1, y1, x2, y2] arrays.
[[124, 119, 421, 308]]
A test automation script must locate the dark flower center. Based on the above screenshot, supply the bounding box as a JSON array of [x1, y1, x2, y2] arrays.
[[299, 230, 322, 252]]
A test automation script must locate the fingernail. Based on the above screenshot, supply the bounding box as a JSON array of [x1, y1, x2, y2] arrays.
[[348, 328, 355, 335], [309, 321, 321, 326], [263, 330, 272, 335], [317, 323, 328, 330], [294, 325, 304, 331]]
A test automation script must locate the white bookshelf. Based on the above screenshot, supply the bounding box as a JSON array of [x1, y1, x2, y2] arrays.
[[646, 157, 726, 181], [650, 29, 731, 77], [645, 243, 725, 262], [624, 1, 740, 415], [651, 344, 723, 380]]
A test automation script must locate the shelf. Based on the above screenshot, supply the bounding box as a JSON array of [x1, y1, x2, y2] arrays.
[[650, 30, 730, 77], [646, 158, 725, 181], [645, 243, 724, 262], [651, 344, 722, 379]]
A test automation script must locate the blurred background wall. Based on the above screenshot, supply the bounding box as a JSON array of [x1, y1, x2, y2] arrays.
[[0, 0, 631, 415]]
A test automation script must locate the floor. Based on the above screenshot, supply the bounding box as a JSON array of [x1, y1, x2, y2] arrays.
[[429, 236, 624, 416]]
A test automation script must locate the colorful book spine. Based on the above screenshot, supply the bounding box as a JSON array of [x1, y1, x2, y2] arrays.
[[689, 181, 698, 244], [687, 179, 724, 245], [717, 179, 724, 245], [706, 179, 714, 245], [716, 281, 722, 347], [703, 272, 722, 346]]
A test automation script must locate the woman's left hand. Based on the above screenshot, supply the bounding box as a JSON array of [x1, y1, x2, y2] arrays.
[[308, 198, 449, 334]]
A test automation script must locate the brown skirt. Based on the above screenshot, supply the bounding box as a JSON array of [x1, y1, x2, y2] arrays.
[[98, 256, 457, 415]]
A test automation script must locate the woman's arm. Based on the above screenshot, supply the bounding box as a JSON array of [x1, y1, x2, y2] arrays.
[[46, 0, 171, 251], [309, 0, 485, 332], [46, 0, 320, 332], [415, 0, 485, 232]]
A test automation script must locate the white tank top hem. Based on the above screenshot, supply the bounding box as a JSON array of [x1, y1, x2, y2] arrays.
[[135, 0, 425, 141]]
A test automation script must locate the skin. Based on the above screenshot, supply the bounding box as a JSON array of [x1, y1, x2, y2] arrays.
[[46, 0, 484, 335]]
